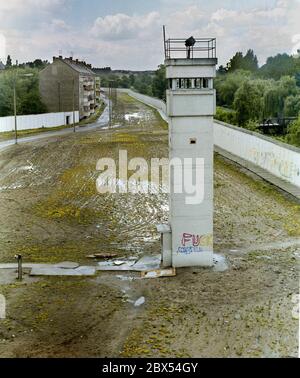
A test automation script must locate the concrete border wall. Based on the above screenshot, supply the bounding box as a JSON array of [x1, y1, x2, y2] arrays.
[[120, 88, 300, 194], [0, 111, 80, 132], [118, 89, 168, 122], [214, 120, 300, 189]]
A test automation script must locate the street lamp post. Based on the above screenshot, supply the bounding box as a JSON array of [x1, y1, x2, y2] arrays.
[[13, 73, 33, 144], [13, 78, 17, 144], [72, 78, 76, 133]]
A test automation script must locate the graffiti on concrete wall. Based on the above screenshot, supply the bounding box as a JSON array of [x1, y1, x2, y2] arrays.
[[214, 122, 300, 188], [177, 232, 213, 254], [249, 148, 300, 181]]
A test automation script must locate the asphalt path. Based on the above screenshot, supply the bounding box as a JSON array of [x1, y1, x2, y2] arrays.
[[0, 96, 109, 152]]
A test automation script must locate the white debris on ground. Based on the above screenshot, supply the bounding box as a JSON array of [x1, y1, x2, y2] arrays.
[[134, 296, 145, 307], [116, 275, 135, 282], [0, 254, 230, 277], [212, 254, 229, 272], [96, 254, 161, 272], [141, 267, 176, 279]]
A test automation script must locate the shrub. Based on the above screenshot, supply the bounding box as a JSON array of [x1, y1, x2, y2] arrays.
[[215, 107, 238, 125], [286, 116, 300, 147]]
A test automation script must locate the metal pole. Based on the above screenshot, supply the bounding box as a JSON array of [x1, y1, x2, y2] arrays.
[[58, 82, 61, 112], [73, 78, 76, 133], [13, 78, 17, 144], [14, 254, 22, 280], [163, 25, 166, 58], [109, 82, 112, 129]]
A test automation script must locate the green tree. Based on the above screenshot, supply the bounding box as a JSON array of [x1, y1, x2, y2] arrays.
[[133, 73, 153, 96], [259, 53, 300, 80], [217, 65, 227, 74], [233, 80, 264, 126], [263, 76, 299, 118], [226, 52, 244, 72], [215, 70, 250, 107], [151, 64, 166, 100], [264, 87, 283, 118], [119, 75, 130, 88], [6, 55, 12, 68], [243, 49, 258, 71], [129, 74, 135, 87], [284, 95, 300, 117], [295, 72, 300, 87], [0, 67, 48, 116], [215, 107, 237, 125], [286, 116, 300, 146]]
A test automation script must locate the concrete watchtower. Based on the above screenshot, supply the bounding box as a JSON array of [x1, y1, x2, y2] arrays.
[[158, 28, 218, 268]]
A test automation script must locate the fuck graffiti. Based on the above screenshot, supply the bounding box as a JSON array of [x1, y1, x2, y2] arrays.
[[177, 232, 212, 254]]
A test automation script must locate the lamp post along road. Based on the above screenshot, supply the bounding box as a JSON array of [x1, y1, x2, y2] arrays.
[[13, 73, 34, 144], [73, 78, 76, 133], [13, 78, 17, 144]]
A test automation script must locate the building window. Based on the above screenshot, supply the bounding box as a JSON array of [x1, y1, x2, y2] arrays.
[[171, 78, 212, 90]]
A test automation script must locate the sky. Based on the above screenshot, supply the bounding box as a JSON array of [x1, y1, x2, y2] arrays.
[[0, 0, 299, 70]]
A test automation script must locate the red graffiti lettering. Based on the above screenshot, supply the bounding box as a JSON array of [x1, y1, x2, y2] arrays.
[[181, 233, 201, 246], [181, 233, 193, 246]]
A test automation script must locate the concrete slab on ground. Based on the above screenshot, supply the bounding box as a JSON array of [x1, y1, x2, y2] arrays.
[[30, 266, 96, 276], [96, 255, 161, 272]]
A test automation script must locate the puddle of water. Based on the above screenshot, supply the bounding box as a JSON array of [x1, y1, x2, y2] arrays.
[[125, 113, 143, 122], [245, 239, 300, 253], [101, 124, 122, 130]]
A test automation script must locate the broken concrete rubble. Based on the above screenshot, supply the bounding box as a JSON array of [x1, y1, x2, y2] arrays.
[[134, 296, 145, 307], [96, 254, 161, 272], [86, 253, 118, 259], [141, 267, 176, 279]]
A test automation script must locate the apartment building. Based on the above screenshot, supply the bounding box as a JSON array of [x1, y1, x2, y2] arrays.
[[39, 56, 101, 119]]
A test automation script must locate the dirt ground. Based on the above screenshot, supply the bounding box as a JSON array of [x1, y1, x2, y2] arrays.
[[0, 93, 299, 358]]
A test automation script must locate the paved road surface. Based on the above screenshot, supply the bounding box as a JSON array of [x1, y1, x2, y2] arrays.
[[0, 97, 109, 152]]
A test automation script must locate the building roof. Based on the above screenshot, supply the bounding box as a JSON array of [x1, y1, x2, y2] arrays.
[[0, 61, 5, 70], [55, 57, 95, 75]]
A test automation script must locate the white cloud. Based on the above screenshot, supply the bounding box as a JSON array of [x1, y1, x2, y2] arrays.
[[91, 12, 161, 40], [292, 34, 300, 55], [0, 0, 299, 70], [0, 33, 6, 61], [166, 0, 300, 66], [211, 9, 236, 22], [50, 19, 70, 31], [169, 5, 204, 30], [0, 0, 65, 12]]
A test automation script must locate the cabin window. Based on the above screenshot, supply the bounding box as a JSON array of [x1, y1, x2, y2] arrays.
[[171, 78, 213, 90]]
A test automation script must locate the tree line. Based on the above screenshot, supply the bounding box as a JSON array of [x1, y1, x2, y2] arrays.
[[215, 51, 300, 146], [0, 56, 48, 117], [99, 64, 166, 101], [1, 51, 299, 146], [101, 50, 300, 147]]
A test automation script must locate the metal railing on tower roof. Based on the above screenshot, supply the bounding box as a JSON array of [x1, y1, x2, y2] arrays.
[[163, 26, 216, 60]]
